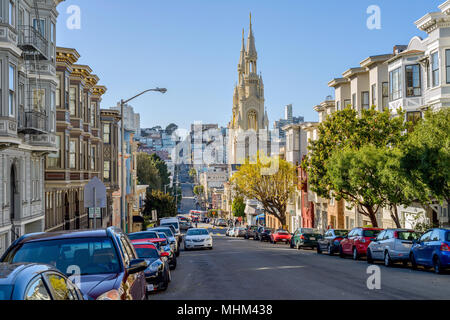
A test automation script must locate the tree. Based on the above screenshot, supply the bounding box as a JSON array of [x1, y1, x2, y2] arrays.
[[165, 123, 178, 135], [231, 154, 296, 227], [326, 145, 413, 227], [136, 153, 162, 190], [150, 153, 171, 189], [401, 108, 450, 208], [193, 185, 204, 196], [232, 196, 246, 218], [143, 190, 176, 219], [303, 107, 406, 226]]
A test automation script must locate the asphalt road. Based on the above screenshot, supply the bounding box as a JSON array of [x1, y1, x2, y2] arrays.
[[152, 224, 450, 300], [179, 183, 197, 214]]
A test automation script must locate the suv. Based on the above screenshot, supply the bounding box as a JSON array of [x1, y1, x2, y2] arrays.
[[339, 227, 383, 260], [159, 218, 181, 245], [367, 229, 421, 266], [244, 226, 258, 239], [0, 227, 147, 300]]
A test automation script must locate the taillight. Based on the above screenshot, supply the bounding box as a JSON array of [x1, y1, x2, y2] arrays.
[[335, 237, 342, 241], [394, 231, 398, 239], [300, 235, 305, 240], [440, 243, 450, 252]]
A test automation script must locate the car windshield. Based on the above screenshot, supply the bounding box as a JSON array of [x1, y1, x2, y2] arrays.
[[300, 228, 316, 234], [276, 230, 289, 234], [334, 230, 348, 236], [151, 229, 174, 238], [363, 230, 381, 237], [0, 285, 13, 300], [128, 232, 158, 240], [133, 246, 160, 259], [7, 238, 120, 276], [397, 231, 421, 241], [186, 229, 209, 236]]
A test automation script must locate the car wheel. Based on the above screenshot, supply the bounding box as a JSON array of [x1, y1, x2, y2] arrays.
[[328, 245, 333, 256], [209, 247, 213, 250], [402, 260, 409, 267], [170, 257, 177, 270], [367, 249, 374, 264], [410, 253, 417, 270], [352, 247, 359, 260], [339, 245, 345, 258], [175, 249, 180, 257], [433, 256, 442, 274], [384, 251, 392, 267], [317, 244, 322, 254], [290, 241, 294, 249]]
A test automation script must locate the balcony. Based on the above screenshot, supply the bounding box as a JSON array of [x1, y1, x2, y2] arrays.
[[18, 110, 48, 134], [17, 25, 48, 60]]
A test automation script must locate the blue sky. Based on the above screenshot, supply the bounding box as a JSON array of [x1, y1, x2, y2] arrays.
[[56, 0, 442, 130]]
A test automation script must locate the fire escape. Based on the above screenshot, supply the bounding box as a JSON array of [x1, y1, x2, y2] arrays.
[[16, 1, 48, 135]]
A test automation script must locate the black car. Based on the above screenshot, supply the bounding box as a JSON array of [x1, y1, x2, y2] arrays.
[[156, 232, 177, 270], [0, 262, 83, 300], [1, 228, 148, 300], [244, 226, 258, 239], [131, 242, 171, 294], [257, 227, 274, 242], [317, 229, 349, 255]]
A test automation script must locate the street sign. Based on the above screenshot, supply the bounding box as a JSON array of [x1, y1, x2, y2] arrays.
[[89, 208, 101, 219], [84, 176, 107, 208]]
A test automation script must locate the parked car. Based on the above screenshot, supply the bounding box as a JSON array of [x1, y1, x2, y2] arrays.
[[367, 229, 421, 266], [257, 227, 274, 242], [291, 228, 322, 249], [159, 218, 182, 245], [254, 226, 264, 240], [0, 228, 148, 300], [217, 219, 227, 227], [132, 242, 171, 293], [149, 227, 180, 257], [228, 227, 237, 237], [155, 232, 177, 270], [128, 231, 160, 243], [244, 226, 259, 239], [0, 263, 83, 300], [339, 227, 383, 260], [184, 228, 213, 250], [179, 220, 193, 231], [270, 229, 292, 244], [317, 229, 348, 255], [235, 227, 247, 237], [225, 227, 232, 237], [410, 228, 450, 274]]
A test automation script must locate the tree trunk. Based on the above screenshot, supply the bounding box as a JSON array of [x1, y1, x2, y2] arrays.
[[365, 206, 379, 228], [390, 205, 402, 228]]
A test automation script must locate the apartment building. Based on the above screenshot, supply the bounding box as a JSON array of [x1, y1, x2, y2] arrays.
[[0, 0, 63, 255], [44, 47, 108, 231]]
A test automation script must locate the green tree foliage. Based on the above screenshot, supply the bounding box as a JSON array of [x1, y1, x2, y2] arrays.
[[231, 153, 296, 227], [136, 153, 162, 190], [143, 190, 176, 219], [149, 153, 171, 189], [401, 108, 450, 207], [232, 196, 246, 218], [193, 185, 204, 196]]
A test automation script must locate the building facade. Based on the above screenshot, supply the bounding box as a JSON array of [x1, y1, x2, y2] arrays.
[[0, 0, 63, 255]]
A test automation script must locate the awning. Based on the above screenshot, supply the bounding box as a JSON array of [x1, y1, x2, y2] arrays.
[[256, 213, 265, 220]]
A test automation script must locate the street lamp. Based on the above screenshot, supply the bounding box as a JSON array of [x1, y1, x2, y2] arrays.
[[120, 88, 167, 232]]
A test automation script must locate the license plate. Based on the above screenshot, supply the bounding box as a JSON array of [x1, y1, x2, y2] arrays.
[[310, 237, 316, 240], [147, 284, 155, 291], [282, 239, 287, 241]]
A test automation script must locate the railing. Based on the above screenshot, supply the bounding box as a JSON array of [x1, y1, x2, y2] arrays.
[[18, 110, 48, 134], [17, 25, 48, 60]]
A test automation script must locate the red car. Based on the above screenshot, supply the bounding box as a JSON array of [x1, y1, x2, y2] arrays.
[[339, 227, 383, 260], [270, 229, 292, 244]]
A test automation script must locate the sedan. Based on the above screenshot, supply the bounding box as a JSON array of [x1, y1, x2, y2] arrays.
[[270, 229, 292, 244], [291, 228, 322, 250], [148, 227, 180, 257], [0, 228, 148, 300], [184, 228, 213, 250], [317, 229, 348, 255], [235, 227, 247, 238], [0, 263, 83, 300], [367, 229, 421, 266], [410, 228, 450, 274], [132, 243, 171, 293], [258, 228, 274, 242], [155, 233, 177, 270]]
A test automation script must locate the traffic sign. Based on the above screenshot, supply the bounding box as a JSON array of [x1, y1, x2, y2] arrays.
[[84, 176, 107, 208], [89, 208, 101, 219]]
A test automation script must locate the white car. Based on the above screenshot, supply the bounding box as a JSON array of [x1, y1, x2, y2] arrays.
[[229, 227, 237, 237], [184, 228, 213, 250]]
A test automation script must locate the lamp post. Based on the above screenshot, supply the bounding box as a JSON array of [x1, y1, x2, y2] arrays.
[[120, 88, 167, 232]]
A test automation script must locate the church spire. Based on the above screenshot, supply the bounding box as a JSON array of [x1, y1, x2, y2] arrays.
[[246, 12, 257, 60], [238, 28, 245, 75]]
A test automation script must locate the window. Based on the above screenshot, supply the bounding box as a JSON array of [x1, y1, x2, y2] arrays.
[[382, 82, 389, 111], [406, 111, 422, 127], [47, 135, 61, 168], [376, 231, 386, 241], [33, 89, 45, 111], [9, 1, 15, 27], [33, 18, 45, 37], [9, 64, 15, 116], [69, 140, 76, 169], [406, 64, 421, 97], [361, 91, 369, 110], [50, 22, 55, 43], [432, 51, 439, 87], [91, 146, 95, 171], [56, 76, 61, 107], [104, 161, 110, 180], [371, 84, 377, 106], [65, 76, 69, 109], [69, 87, 76, 116], [430, 230, 440, 241], [389, 68, 402, 101], [352, 93, 356, 109], [446, 49, 450, 84], [344, 99, 351, 109], [80, 141, 86, 170], [103, 123, 110, 143], [90, 102, 96, 126]]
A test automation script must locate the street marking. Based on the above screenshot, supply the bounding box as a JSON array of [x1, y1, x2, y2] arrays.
[[253, 266, 305, 271]]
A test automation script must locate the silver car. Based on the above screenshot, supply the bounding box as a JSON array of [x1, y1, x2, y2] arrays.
[[367, 229, 421, 267]]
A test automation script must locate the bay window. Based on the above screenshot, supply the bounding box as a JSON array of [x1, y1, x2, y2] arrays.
[[432, 51, 439, 87], [361, 91, 369, 110], [406, 64, 421, 97], [382, 82, 389, 111], [9, 64, 15, 117], [69, 140, 76, 169], [446, 49, 450, 84], [389, 67, 402, 101], [371, 84, 377, 106], [69, 86, 76, 116]]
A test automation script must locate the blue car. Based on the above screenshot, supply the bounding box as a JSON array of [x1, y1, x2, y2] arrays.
[[410, 228, 450, 274]]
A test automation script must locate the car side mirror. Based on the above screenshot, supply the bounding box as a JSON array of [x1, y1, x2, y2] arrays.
[[127, 259, 148, 275]]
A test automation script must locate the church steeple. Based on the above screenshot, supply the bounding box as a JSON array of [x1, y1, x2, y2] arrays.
[[238, 28, 245, 76], [246, 12, 257, 74]]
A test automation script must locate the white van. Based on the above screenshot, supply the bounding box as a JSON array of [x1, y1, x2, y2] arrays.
[[159, 217, 181, 243]]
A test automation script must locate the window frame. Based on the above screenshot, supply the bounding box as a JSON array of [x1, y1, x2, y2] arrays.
[[405, 64, 422, 97], [389, 67, 402, 101], [431, 51, 439, 87]]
